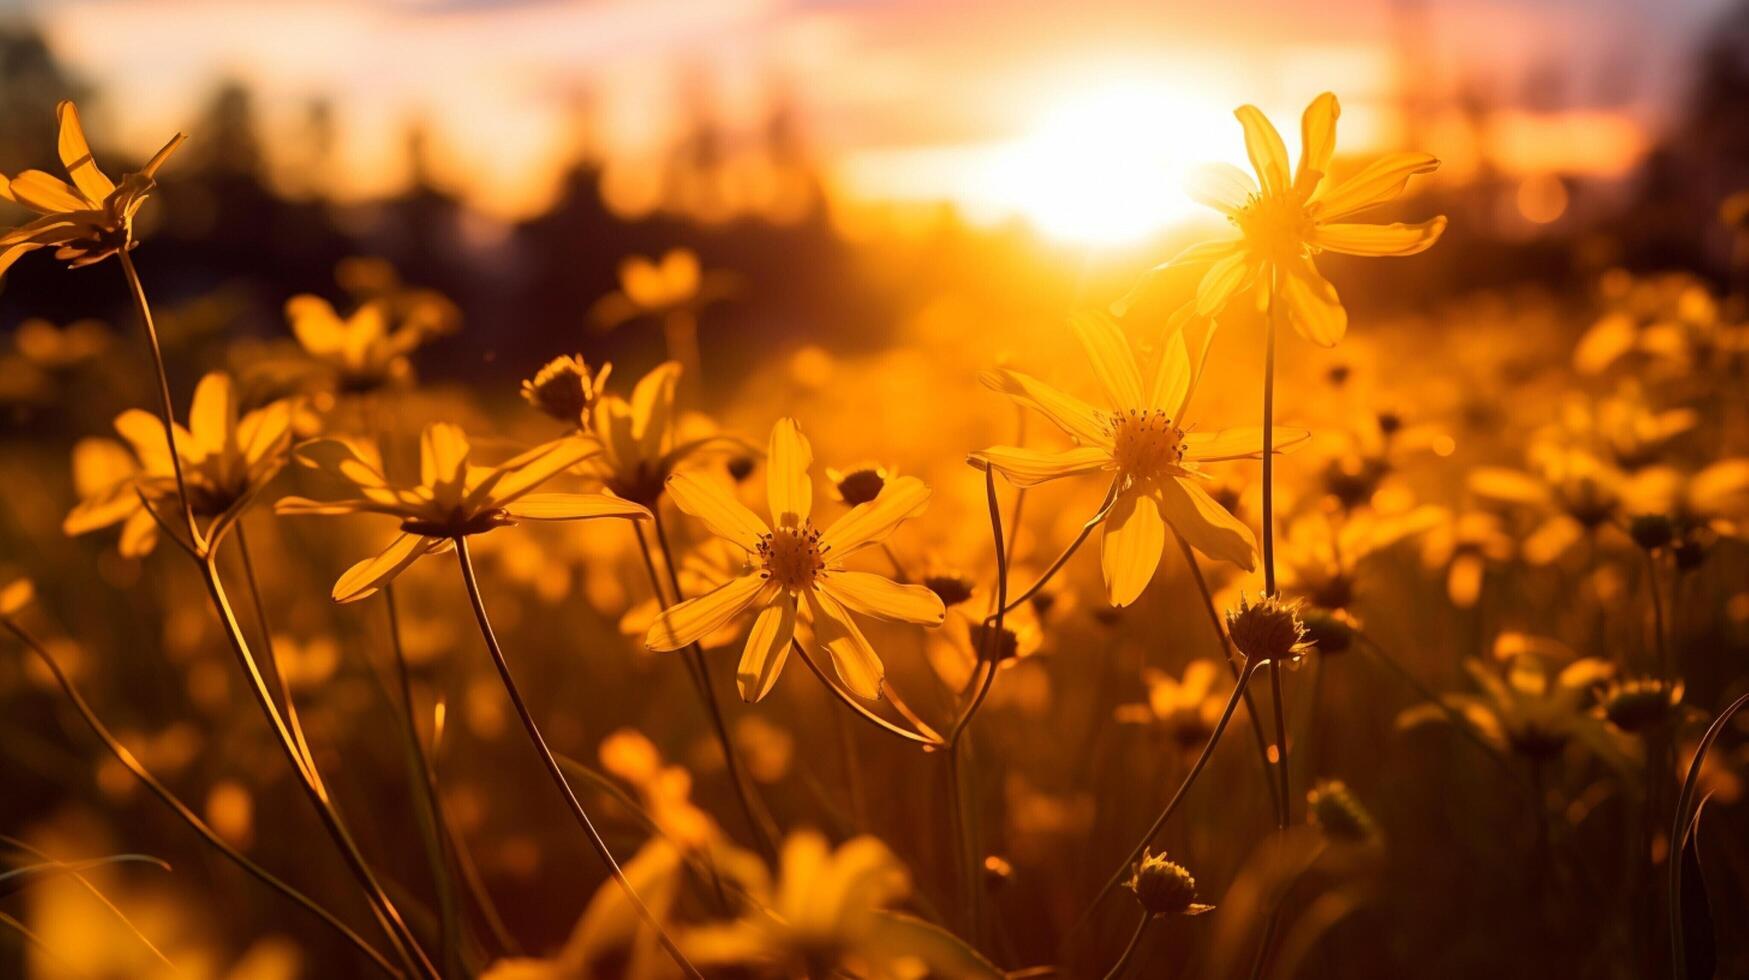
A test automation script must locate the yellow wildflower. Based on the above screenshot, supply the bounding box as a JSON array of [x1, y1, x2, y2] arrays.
[[1177, 93, 1446, 346], [644, 418, 945, 702], [586, 361, 739, 506], [284, 293, 451, 393], [0, 101, 184, 279], [972, 312, 1307, 605], [276, 423, 649, 602], [64, 373, 296, 557]]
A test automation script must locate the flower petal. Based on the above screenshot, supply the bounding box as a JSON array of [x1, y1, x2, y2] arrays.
[[667, 472, 769, 551], [1101, 488, 1165, 606], [1316, 217, 1447, 257], [978, 369, 1112, 447], [820, 570, 946, 625], [1235, 104, 1290, 196], [1311, 152, 1440, 220], [1150, 328, 1193, 418], [333, 533, 435, 604], [738, 594, 797, 702], [420, 423, 471, 506], [7, 170, 88, 214], [1183, 426, 1312, 462], [1194, 249, 1256, 317], [645, 573, 767, 652], [970, 445, 1109, 488], [113, 408, 188, 475], [1069, 310, 1144, 410], [1187, 163, 1258, 216], [56, 101, 115, 204], [631, 361, 682, 459], [1278, 256, 1346, 347], [476, 437, 597, 507], [188, 372, 236, 459], [1157, 476, 1256, 571], [501, 492, 652, 522], [818, 475, 929, 557], [767, 417, 813, 527], [1295, 92, 1340, 193], [806, 588, 884, 700]]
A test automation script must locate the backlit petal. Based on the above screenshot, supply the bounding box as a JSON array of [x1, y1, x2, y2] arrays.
[[1316, 217, 1447, 257], [767, 417, 813, 527], [631, 361, 682, 458], [970, 445, 1109, 488], [1279, 256, 1346, 347], [420, 423, 471, 505], [979, 369, 1112, 447], [1187, 163, 1258, 216], [806, 588, 884, 700], [8, 170, 87, 213], [1157, 476, 1257, 570], [501, 492, 651, 522], [333, 534, 434, 604], [738, 595, 797, 702], [667, 472, 769, 550], [1235, 105, 1290, 196], [1101, 488, 1165, 607], [1069, 310, 1144, 410], [820, 570, 946, 625], [1149, 328, 1192, 418], [1183, 426, 1311, 462], [1311, 152, 1439, 220], [1195, 249, 1255, 317], [56, 102, 115, 204], [645, 573, 766, 652], [818, 475, 929, 557], [1295, 92, 1340, 193], [188, 372, 236, 459]]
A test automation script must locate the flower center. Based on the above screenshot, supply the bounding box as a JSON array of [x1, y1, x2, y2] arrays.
[[1233, 191, 1316, 260], [758, 523, 827, 591], [1110, 410, 1185, 483]]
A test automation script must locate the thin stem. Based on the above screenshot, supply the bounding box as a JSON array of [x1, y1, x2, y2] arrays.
[[998, 482, 1119, 616], [649, 507, 780, 864], [2, 619, 398, 977], [1078, 660, 1260, 930], [451, 537, 703, 980], [1101, 913, 1153, 980], [117, 249, 199, 550], [235, 525, 320, 781], [1261, 276, 1289, 830], [1176, 534, 1283, 823], [793, 640, 941, 747], [200, 545, 436, 980], [1643, 549, 1669, 680], [383, 585, 467, 966], [1669, 690, 1749, 979]]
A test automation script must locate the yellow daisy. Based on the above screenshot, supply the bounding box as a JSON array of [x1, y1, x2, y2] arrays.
[[972, 312, 1307, 606], [63, 372, 296, 556], [1177, 92, 1446, 346], [587, 361, 742, 506], [0, 101, 184, 279], [276, 424, 649, 602], [644, 418, 946, 702]]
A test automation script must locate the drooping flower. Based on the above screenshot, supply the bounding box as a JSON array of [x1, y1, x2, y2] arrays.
[[972, 312, 1307, 606], [0, 102, 185, 279], [64, 373, 296, 556], [1172, 93, 1446, 346], [644, 418, 945, 702], [276, 423, 649, 602]]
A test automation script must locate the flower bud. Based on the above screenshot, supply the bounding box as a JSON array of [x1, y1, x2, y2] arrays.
[[1226, 593, 1312, 665], [1126, 850, 1213, 917], [1307, 779, 1378, 844], [521, 355, 608, 424]]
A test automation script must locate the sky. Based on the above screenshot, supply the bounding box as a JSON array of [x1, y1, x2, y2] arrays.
[[9, 0, 1738, 244]]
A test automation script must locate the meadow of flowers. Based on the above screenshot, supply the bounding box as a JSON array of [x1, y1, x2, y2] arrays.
[[1, 81, 1747, 980]]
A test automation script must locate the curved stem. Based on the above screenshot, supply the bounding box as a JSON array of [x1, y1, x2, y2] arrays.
[[201, 543, 436, 980], [649, 507, 780, 864], [117, 249, 200, 551], [451, 537, 703, 980], [235, 525, 320, 780], [998, 482, 1119, 616], [1078, 660, 1259, 930], [1101, 913, 1153, 980], [2, 619, 399, 977], [793, 640, 941, 747], [1176, 533, 1283, 823], [1669, 690, 1749, 979]]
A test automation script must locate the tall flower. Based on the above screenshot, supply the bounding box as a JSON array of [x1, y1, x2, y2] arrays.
[[276, 424, 649, 602], [64, 373, 295, 556], [1176, 93, 1446, 346], [972, 312, 1307, 606], [644, 418, 946, 702], [587, 361, 741, 506], [0, 102, 184, 279]]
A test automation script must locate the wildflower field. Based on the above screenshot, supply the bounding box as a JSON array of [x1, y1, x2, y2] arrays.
[[1, 5, 1748, 978]]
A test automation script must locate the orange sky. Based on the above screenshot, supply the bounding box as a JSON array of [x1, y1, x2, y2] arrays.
[[23, 0, 1728, 242]]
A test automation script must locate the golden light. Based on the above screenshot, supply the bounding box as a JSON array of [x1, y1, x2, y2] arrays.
[[981, 82, 1238, 246]]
